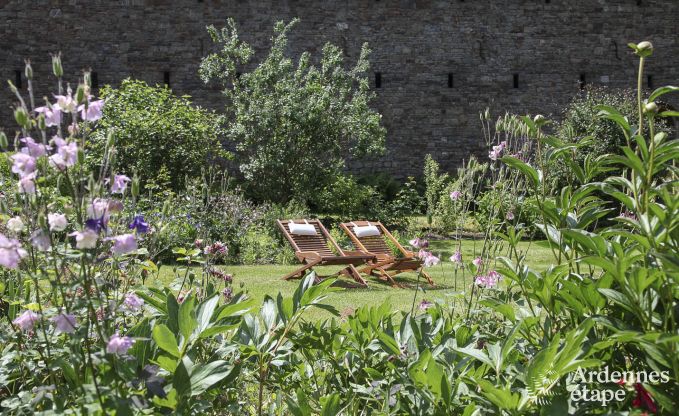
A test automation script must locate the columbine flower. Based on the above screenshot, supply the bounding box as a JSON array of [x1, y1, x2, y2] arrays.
[[475, 270, 501, 288], [450, 190, 461, 201], [506, 211, 515, 221], [110, 234, 137, 255], [409, 237, 429, 249], [123, 293, 144, 311], [52, 313, 76, 334], [423, 252, 440, 267], [48, 213, 68, 232], [488, 141, 507, 161], [106, 333, 135, 355], [205, 241, 228, 256], [18, 173, 36, 194], [34, 106, 62, 127], [70, 229, 99, 249], [49, 137, 78, 170], [129, 215, 149, 234], [107, 200, 124, 213], [0, 234, 28, 269], [21, 137, 48, 158], [222, 287, 233, 301], [78, 99, 104, 122], [54, 93, 76, 113], [30, 230, 51, 251], [472, 257, 483, 268], [208, 267, 232, 282], [450, 250, 462, 264], [418, 299, 433, 310], [12, 310, 40, 332], [10, 153, 36, 177], [110, 174, 131, 194], [7, 217, 24, 234]]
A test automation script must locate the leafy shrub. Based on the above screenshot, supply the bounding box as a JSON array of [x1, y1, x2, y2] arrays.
[[88, 79, 227, 192], [423, 154, 449, 226], [199, 19, 386, 204], [238, 227, 295, 265]]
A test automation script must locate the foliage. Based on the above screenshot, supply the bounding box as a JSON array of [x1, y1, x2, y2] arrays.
[[88, 79, 227, 192], [199, 18, 386, 204], [423, 154, 449, 226]]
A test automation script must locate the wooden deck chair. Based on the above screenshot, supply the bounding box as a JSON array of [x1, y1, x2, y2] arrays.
[[339, 221, 435, 286], [277, 219, 375, 287]]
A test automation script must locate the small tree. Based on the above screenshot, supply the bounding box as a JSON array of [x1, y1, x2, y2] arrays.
[[200, 18, 386, 204]]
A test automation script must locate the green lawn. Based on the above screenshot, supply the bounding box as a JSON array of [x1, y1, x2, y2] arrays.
[[151, 239, 556, 319]]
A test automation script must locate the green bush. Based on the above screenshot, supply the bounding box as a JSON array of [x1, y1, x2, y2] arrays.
[[239, 227, 295, 265], [88, 79, 227, 192], [199, 19, 385, 204]]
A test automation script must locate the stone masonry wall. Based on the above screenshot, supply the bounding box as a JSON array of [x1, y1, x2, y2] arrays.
[[1, 0, 678, 178]]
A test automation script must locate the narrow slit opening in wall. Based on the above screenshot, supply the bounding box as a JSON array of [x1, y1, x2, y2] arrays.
[[375, 72, 382, 88], [579, 73, 586, 90], [163, 71, 170, 87], [513, 73, 519, 89], [647, 74, 654, 89], [447, 73, 454, 88], [91, 71, 99, 90], [15, 70, 22, 89]]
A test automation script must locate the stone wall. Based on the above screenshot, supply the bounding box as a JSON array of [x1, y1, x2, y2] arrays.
[[1, 0, 678, 178]]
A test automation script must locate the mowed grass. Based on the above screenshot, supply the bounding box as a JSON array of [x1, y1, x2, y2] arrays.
[[151, 239, 556, 320]]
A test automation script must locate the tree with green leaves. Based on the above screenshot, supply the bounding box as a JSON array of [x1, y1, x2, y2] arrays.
[[200, 18, 386, 204]]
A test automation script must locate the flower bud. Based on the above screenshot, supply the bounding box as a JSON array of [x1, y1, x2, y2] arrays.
[[14, 107, 29, 128], [106, 130, 115, 148], [643, 101, 658, 114], [131, 175, 140, 198], [24, 60, 33, 80], [37, 114, 46, 130], [632, 41, 654, 58], [84, 71, 92, 88], [77, 148, 85, 165], [38, 213, 47, 229], [162, 199, 171, 217], [52, 54, 63, 78], [0, 132, 8, 150], [75, 85, 86, 104]]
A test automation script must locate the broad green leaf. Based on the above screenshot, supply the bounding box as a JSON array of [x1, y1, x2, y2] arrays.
[[153, 324, 180, 358]]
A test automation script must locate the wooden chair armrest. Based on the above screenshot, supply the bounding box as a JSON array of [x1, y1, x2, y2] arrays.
[[296, 251, 321, 262]]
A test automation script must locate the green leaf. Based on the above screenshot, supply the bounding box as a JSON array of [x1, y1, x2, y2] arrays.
[[196, 294, 219, 334], [189, 360, 234, 396], [501, 156, 539, 188], [153, 324, 180, 358], [648, 85, 679, 101], [178, 294, 197, 344], [320, 393, 341, 416]]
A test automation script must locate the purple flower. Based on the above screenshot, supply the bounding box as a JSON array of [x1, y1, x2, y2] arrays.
[[34, 106, 62, 127], [0, 234, 28, 269], [30, 230, 51, 251], [205, 241, 228, 256], [13, 310, 40, 332], [52, 313, 76, 334], [86, 199, 110, 229], [506, 211, 515, 221], [450, 190, 461, 201], [129, 215, 149, 234], [106, 333, 135, 355], [418, 299, 433, 311], [423, 252, 440, 267], [110, 174, 131, 194], [123, 293, 144, 312], [78, 99, 104, 122], [472, 257, 483, 268], [21, 137, 48, 158], [49, 137, 78, 170], [54, 94, 76, 113], [449, 250, 462, 264], [69, 229, 99, 249], [409, 237, 429, 249], [488, 141, 507, 161], [18, 173, 36, 194], [222, 287, 233, 301], [110, 234, 137, 255], [48, 213, 68, 232], [475, 270, 501, 288], [10, 153, 36, 177], [107, 200, 124, 213]]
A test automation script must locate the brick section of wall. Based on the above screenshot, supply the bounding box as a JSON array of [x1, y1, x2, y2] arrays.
[[1, 0, 678, 177]]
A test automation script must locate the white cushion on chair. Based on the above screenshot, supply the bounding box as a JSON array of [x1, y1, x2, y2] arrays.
[[353, 225, 380, 237], [289, 222, 317, 236]]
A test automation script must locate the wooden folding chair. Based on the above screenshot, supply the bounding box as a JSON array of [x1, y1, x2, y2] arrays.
[[277, 219, 375, 287], [340, 221, 435, 286]]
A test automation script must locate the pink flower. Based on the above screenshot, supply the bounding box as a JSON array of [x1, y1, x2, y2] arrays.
[[13, 310, 40, 332], [35, 105, 62, 127], [450, 250, 462, 264], [7, 217, 24, 234], [204, 241, 228, 256], [78, 99, 104, 122], [488, 141, 507, 161], [18, 173, 36, 194], [54, 94, 76, 113], [110, 234, 137, 255], [423, 252, 440, 267], [418, 249, 429, 259], [0, 234, 28, 269], [49, 137, 78, 170], [10, 153, 36, 177], [418, 299, 433, 310], [86, 199, 110, 224], [106, 333, 135, 355], [70, 229, 99, 249], [52, 313, 76, 334], [506, 211, 515, 221], [123, 293, 144, 311], [409, 237, 429, 249], [48, 213, 68, 232], [21, 137, 48, 158], [472, 257, 483, 268], [450, 190, 461, 201], [110, 174, 131, 194], [475, 270, 501, 288], [30, 230, 51, 251]]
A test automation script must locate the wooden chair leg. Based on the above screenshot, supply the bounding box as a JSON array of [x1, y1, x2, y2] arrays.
[[348, 265, 368, 287], [376, 266, 401, 288], [282, 260, 319, 281], [420, 269, 435, 286]]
